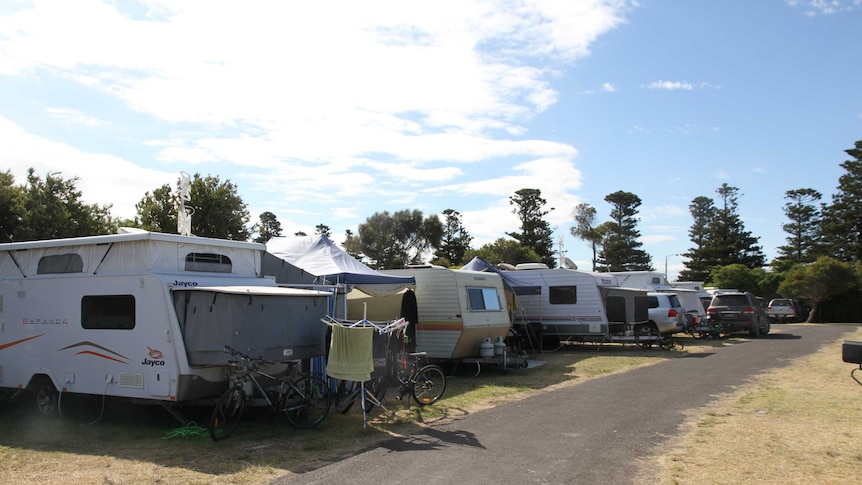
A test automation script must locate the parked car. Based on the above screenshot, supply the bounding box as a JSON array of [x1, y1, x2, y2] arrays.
[[646, 292, 685, 335], [767, 298, 802, 323], [707, 291, 771, 337]]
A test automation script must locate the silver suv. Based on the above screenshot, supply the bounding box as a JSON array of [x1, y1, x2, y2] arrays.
[[646, 292, 685, 334]]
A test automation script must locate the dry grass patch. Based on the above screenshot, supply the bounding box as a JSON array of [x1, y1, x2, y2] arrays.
[[638, 326, 862, 485]]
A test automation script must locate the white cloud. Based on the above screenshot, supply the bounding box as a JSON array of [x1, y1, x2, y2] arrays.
[[647, 80, 694, 90], [601, 82, 617, 92], [787, 0, 862, 15], [0, 0, 632, 242]]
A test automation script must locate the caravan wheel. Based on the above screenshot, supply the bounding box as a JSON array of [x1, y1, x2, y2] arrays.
[[33, 377, 59, 416]]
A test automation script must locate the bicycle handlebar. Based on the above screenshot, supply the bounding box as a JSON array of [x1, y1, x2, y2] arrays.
[[222, 345, 274, 366]]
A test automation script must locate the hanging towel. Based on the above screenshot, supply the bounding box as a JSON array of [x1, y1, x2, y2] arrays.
[[326, 325, 374, 382]]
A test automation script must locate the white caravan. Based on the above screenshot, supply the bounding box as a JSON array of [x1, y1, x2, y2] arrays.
[[0, 230, 331, 414], [346, 265, 511, 361]]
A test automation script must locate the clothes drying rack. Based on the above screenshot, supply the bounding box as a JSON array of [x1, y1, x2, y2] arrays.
[[321, 304, 409, 427]]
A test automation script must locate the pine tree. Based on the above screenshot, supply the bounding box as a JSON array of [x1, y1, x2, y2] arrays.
[[678, 196, 716, 281], [689, 184, 765, 276], [433, 209, 473, 266], [507, 188, 555, 267], [776, 188, 822, 264], [820, 140, 862, 262], [595, 191, 653, 272]]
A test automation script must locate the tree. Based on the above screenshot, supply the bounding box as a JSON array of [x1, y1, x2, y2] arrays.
[[820, 140, 862, 262], [0, 170, 23, 242], [678, 196, 717, 281], [252, 211, 282, 243], [570, 203, 602, 271], [595, 191, 653, 272], [709, 264, 761, 294], [342, 229, 363, 260], [358, 209, 443, 269], [463, 238, 541, 267], [682, 184, 765, 279], [507, 188, 555, 267], [315, 224, 332, 238], [433, 209, 473, 267], [135, 173, 251, 240], [14, 168, 116, 241], [776, 188, 822, 263], [778, 256, 855, 322]]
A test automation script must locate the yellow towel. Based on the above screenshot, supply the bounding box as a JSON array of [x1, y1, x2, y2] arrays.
[[326, 325, 374, 382]]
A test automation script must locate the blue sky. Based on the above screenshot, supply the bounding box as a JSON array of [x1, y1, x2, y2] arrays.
[[1, 0, 860, 280]]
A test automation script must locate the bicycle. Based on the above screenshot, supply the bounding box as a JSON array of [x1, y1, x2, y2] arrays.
[[387, 351, 447, 406], [333, 351, 447, 420], [209, 346, 331, 441]]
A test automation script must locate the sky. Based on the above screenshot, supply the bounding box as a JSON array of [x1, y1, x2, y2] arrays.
[[1, 0, 860, 281]]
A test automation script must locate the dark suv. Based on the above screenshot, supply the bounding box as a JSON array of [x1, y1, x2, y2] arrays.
[[706, 291, 770, 338]]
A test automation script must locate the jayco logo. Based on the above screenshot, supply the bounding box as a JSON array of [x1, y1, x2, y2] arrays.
[[172, 280, 198, 287], [142, 346, 166, 366]]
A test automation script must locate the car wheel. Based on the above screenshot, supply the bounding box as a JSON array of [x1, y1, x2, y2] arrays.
[[33, 377, 59, 416], [761, 320, 770, 336], [749, 321, 760, 338]]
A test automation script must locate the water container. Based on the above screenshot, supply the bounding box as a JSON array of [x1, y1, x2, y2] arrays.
[[480, 338, 495, 358], [494, 336, 506, 356]]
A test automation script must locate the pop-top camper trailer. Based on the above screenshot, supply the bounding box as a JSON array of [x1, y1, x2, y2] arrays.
[[0, 230, 332, 414], [500, 263, 611, 342], [346, 265, 511, 361]]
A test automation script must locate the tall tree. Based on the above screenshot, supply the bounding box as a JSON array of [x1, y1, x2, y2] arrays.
[[135, 173, 250, 240], [820, 140, 862, 262], [433, 209, 473, 267], [708, 184, 765, 269], [507, 188, 555, 267], [776, 188, 822, 264], [570, 202, 602, 271], [252, 211, 282, 243], [358, 209, 443, 269], [678, 196, 717, 281], [14, 168, 116, 241], [595, 191, 653, 272], [315, 224, 332, 238]]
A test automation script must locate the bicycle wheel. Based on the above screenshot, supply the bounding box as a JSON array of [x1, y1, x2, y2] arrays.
[[284, 376, 331, 429], [210, 386, 246, 441], [411, 365, 446, 406]]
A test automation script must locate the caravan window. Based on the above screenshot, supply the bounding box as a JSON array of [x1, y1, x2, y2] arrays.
[[185, 253, 232, 273], [81, 295, 135, 330], [37, 254, 84, 274], [467, 287, 501, 311], [549, 286, 577, 305]]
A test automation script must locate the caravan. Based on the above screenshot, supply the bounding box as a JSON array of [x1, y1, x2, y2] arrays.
[[346, 265, 511, 361], [0, 230, 332, 415], [498, 264, 652, 348]]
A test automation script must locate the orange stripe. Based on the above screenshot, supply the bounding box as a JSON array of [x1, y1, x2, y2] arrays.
[[0, 334, 44, 351], [76, 350, 129, 364]]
